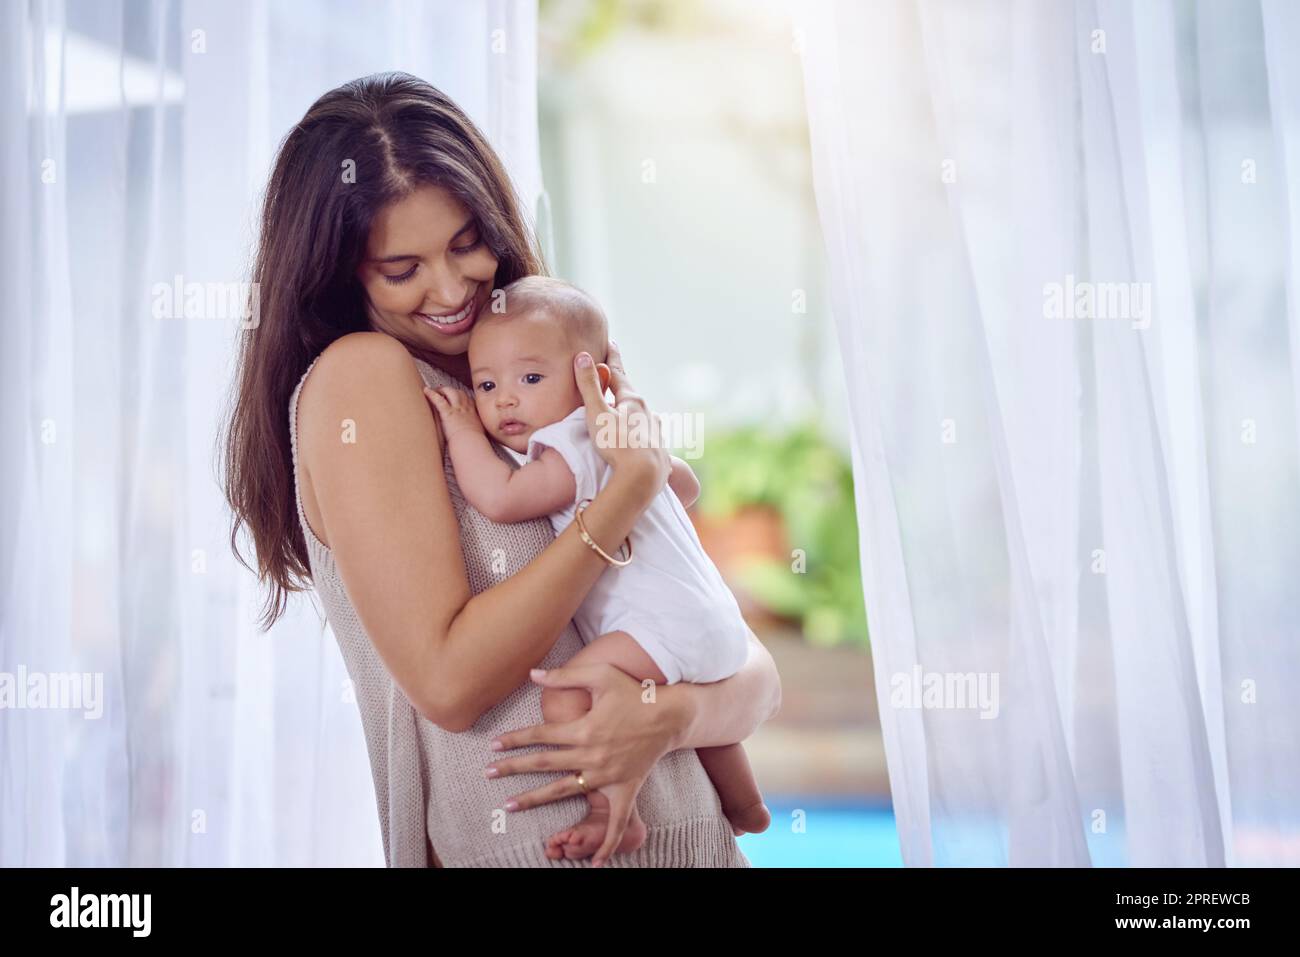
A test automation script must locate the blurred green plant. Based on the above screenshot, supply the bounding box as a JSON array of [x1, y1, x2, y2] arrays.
[[540, 0, 709, 64], [689, 422, 869, 649]]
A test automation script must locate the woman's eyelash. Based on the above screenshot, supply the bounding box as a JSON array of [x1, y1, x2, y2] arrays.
[[382, 265, 417, 285], [380, 238, 481, 284]]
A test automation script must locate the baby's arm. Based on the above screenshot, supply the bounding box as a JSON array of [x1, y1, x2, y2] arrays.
[[668, 456, 700, 509], [424, 386, 577, 524]]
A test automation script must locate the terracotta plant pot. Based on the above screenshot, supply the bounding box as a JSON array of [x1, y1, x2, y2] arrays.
[[690, 504, 796, 632]]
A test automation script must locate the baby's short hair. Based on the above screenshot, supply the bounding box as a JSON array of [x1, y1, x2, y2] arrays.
[[485, 275, 608, 361]]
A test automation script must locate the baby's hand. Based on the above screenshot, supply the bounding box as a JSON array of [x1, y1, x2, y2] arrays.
[[423, 386, 484, 441]]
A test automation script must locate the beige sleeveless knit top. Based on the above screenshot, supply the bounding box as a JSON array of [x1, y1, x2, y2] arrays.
[[289, 352, 750, 867]]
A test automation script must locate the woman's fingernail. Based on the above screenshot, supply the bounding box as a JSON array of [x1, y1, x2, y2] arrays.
[[505, 800, 519, 811], [530, 668, 547, 678], [490, 739, 503, 751], [485, 766, 499, 778], [575, 353, 592, 368]]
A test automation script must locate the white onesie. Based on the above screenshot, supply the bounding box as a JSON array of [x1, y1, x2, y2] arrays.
[[525, 407, 750, 685]]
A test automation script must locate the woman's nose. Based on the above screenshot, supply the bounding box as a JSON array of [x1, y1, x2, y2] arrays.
[[423, 264, 470, 311]]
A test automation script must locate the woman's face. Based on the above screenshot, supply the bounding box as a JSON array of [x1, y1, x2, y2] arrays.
[[357, 184, 499, 363]]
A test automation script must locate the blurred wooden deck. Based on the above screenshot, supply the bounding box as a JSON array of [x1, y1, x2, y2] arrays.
[[745, 625, 890, 799]]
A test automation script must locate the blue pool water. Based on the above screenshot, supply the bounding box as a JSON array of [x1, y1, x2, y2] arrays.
[[737, 797, 903, 867], [735, 802, 1138, 866]]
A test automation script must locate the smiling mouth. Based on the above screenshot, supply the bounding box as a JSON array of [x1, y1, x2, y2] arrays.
[[414, 290, 479, 331]]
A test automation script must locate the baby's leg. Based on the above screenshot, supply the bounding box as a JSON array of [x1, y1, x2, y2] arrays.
[[696, 744, 771, 836], [540, 631, 666, 863]]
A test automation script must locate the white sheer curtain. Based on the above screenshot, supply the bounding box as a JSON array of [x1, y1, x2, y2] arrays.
[[1, 0, 543, 866], [796, 0, 1300, 866]]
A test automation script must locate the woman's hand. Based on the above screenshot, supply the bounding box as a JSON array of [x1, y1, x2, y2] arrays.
[[576, 340, 670, 493], [486, 663, 688, 866]]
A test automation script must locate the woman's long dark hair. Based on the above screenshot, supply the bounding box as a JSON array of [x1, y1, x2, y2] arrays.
[[222, 72, 545, 628]]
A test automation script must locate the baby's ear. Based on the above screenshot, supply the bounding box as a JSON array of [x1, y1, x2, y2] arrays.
[[596, 363, 611, 394]]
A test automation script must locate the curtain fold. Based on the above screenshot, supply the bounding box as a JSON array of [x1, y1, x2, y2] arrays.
[[797, 0, 1300, 866], [1, 0, 543, 866]]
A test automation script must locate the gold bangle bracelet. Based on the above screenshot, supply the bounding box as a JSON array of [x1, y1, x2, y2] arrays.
[[573, 498, 634, 567]]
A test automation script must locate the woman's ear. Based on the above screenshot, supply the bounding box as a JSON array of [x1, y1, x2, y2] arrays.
[[596, 363, 611, 394]]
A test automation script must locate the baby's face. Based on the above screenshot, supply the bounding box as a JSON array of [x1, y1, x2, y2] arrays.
[[467, 311, 585, 454]]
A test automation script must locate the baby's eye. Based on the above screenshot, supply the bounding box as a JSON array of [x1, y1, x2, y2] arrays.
[[524, 373, 543, 385], [478, 381, 495, 393]]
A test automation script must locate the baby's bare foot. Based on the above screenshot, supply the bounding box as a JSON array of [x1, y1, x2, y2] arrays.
[[544, 795, 647, 865], [725, 800, 771, 836]]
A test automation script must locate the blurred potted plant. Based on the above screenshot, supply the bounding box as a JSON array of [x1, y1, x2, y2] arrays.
[[685, 422, 869, 648]]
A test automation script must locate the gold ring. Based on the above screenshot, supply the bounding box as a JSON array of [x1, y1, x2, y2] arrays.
[[575, 772, 589, 794]]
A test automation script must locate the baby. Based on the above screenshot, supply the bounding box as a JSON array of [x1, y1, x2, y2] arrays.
[[425, 275, 771, 863]]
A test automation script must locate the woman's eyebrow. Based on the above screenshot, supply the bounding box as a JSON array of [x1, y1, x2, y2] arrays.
[[372, 218, 476, 263]]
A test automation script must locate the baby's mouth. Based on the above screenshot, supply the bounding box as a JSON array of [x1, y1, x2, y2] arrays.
[[498, 419, 527, 436]]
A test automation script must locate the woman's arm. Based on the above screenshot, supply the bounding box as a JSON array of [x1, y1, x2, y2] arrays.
[[481, 634, 779, 864], [656, 627, 781, 750], [298, 332, 668, 732], [484, 628, 781, 804]]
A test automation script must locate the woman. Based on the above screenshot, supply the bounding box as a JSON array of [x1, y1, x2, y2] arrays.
[[223, 72, 781, 867]]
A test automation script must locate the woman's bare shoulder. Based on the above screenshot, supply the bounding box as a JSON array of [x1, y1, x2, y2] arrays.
[[302, 332, 415, 399], [299, 332, 424, 415], [297, 332, 431, 452]]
